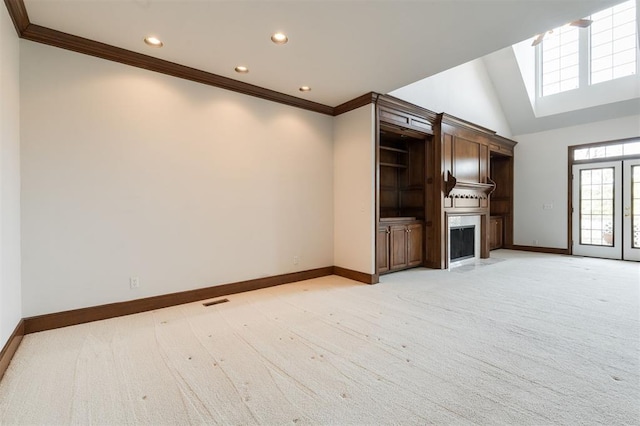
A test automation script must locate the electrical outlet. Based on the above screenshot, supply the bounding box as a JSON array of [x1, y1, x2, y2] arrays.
[[293, 256, 299, 265], [532, 240, 539, 246], [130, 277, 140, 289], [543, 203, 553, 210]]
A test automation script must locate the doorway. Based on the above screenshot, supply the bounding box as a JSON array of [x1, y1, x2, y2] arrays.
[[572, 159, 640, 260]]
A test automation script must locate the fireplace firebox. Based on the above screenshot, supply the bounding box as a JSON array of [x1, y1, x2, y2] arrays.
[[450, 225, 475, 262]]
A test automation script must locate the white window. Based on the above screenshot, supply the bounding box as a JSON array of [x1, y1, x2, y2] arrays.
[[590, 0, 637, 84], [574, 139, 640, 161], [538, 0, 637, 97], [541, 25, 580, 96]]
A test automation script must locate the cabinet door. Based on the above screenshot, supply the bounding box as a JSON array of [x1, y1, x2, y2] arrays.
[[377, 227, 391, 273], [495, 218, 503, 248], [390, 225, 408, 270], [489, 217, 503, 250], [407, 223, 423, 266]]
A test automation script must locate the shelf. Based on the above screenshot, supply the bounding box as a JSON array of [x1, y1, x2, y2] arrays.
[[380, 146, 408, 154], [380, 217, 417, 222], [380, 162, 407, 168]]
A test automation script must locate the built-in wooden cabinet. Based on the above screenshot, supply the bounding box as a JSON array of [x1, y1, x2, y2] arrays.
[[373, 94, 516, 274], [378, 218, 423, 274], [489, 216, 503, 250]]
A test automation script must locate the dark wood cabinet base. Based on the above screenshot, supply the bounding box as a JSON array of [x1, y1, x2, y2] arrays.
[[378, 218, 423, 274]]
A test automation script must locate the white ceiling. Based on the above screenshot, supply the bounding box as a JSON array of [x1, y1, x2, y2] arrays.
[[24, 0, 621, 107]]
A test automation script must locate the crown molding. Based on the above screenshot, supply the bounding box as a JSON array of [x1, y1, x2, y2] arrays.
[[5, 0, 335, 116], [492, 134, 518, 149], [333, 92, 378, 116], [376, 94, 440, 122], [3, 0, 29, 35], [440, 112, 497, 136]]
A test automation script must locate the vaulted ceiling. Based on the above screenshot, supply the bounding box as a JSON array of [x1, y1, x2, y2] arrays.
[[19, 0, 621, 109]]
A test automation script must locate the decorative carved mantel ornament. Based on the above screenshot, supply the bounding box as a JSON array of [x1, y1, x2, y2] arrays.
[[444, 171, 496, 199]]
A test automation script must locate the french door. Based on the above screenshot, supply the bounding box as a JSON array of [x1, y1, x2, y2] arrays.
[[572, 159, 640, 260]]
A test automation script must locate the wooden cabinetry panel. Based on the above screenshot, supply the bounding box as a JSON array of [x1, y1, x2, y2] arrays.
[[490, 154, 514, 247], [407, 223, 423, 266], [379, 107, 434, 134], [377, 227, 390, 273], [390, 225, 408, 270], [454, 137, 481, 182], [378, 219, 423, 274], [380, 109, 411, 127], [489, 216, 503, 250]]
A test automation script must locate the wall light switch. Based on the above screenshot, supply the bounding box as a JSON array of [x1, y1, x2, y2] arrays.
[[543, 203, 553, 210]]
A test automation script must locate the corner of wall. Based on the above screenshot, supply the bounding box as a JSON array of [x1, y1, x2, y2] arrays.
[[333, 104, 376, 274], [0, 1, 23, 348]]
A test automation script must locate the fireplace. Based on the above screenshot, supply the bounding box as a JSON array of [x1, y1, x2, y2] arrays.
[[447, 215, 481, 267], [450, 226, 475, 261]]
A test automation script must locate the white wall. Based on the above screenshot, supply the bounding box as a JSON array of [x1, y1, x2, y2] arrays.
[[333, 105, 376, 274], [389, 58, 513, 137], [20, 41, 334, 317], [0, 6, 22, 346], [513, 115, 640, 248]]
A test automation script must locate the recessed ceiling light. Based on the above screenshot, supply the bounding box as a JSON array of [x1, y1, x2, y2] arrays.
[[144, 36, 163, 47], [235, 66, 249, 74], [271, 32, 288, 45], [299, 86, 311, 92]]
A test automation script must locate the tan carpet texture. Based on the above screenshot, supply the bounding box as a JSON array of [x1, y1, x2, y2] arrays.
[[0, 250, 638, 424]]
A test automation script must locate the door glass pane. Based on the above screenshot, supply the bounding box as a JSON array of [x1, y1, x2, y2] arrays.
[[580, 167, 615, 246], [633, 165, 640, 248]]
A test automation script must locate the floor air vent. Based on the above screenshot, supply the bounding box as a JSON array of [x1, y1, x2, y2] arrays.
[[203, 298, 229, 307]]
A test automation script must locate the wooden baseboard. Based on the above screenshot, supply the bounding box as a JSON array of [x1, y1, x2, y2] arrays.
[[333, 266, 378, 284], [510, 245, 571, 255], [0, 320, 25, 380], [24, 267, 334, 334]]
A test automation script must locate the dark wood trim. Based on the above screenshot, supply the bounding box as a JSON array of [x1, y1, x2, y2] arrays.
[[3, 0, 29, 36], [568, 146, 575, 255], [333, 92, 377, 116], [374, 95, 382, 278], [20, 24, 334, 115], [444, 171, 496, 199], [441, 113, 496, 137], [511, 245, 571, 255], [490, 134, 517, 156], [492, 134, 517, 149], [377, 94, 439, 122], [333, 266, 378, 284], [24, 267, 334, 334], [0, 320, 24, 380], [1, 0, 335, 117]]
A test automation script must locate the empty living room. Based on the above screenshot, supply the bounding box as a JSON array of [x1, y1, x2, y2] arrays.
[[0, 0, 638, 424]]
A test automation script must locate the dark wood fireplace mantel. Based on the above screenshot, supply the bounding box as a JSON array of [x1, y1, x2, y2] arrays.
[[444, 171, 496, 199]]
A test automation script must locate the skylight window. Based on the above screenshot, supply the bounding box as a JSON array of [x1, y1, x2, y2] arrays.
[[541, 25, 579, 96], [590, 0, 637, 84], [538, 0, 637, 97]]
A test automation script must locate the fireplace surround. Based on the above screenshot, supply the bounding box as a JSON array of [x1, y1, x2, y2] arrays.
[[447, 215, 481, 267]]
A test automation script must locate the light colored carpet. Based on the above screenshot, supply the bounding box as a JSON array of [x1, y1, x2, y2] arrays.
[[0, 250, 638, 425]]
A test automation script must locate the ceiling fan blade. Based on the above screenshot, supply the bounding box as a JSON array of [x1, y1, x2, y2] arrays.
[[531, 33, 545, 47], [570, 19, 593, 28]]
